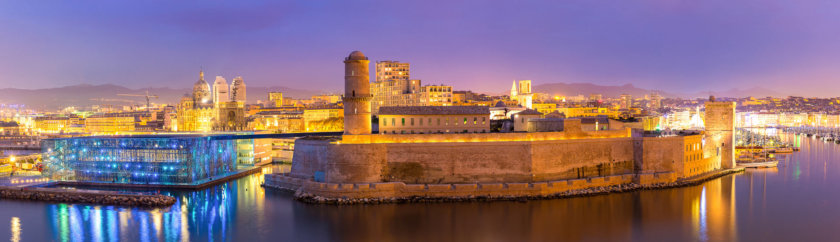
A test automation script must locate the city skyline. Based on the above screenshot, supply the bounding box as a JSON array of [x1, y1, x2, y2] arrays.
[[2, 1, 840, 96]]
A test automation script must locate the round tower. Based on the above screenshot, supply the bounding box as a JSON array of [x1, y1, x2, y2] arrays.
[[343, 50, 372, 135]]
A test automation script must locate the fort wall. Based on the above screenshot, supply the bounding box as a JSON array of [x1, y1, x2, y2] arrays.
[[264, 170, 707, 202], [292, 126, 640, 184]]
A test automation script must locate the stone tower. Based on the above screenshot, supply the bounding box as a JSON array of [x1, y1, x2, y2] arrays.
[[510, 80, 518, 100], [343, 51, 372, 135], [704, 96, 736, 169]]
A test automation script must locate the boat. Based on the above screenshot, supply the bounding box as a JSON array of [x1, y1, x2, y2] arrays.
[[773, 147, 794, 154]]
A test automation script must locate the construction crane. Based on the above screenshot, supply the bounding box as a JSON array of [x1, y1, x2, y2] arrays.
[[117, 90, 159, 111]]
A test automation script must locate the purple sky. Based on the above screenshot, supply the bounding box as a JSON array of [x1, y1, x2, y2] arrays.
[[1, 1, 839, 96]]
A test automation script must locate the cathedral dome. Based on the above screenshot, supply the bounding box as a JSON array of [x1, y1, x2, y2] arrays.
[[193, 71, 211, 104]]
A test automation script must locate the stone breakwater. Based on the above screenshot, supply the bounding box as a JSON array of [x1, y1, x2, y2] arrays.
[[0, 187, 176, 207], [264, 168, 744, 205]]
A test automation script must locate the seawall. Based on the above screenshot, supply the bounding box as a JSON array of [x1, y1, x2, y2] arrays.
[[0, 186, 176, 207], [263, 168, 743, 204]]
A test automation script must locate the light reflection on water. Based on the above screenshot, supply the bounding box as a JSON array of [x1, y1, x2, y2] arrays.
[[2, 132, 840, 240]]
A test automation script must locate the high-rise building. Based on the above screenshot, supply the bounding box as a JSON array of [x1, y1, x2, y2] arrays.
[[230, 76, 246, 103], [649, 92, 662, 110], [213, 76, 229, 106], [343, 51, 372, 135], [268, 92, 284, 107], [589, 94, 603, 102], [371, 60, 452, 114], [375, 61, 410, 82], [620, 94, 632, 109]]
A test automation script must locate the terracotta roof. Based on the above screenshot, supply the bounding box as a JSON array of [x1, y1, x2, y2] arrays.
[[578, 116, 609, 124], [379, 106, 490, 115], [517, 109, 543, 115]]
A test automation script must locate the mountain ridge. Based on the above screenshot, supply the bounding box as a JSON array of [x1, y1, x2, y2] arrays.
[[0, 84, 325, 111]]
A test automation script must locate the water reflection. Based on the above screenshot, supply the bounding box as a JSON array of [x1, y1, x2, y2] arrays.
[[286, 174, 738, 241], [4, 132, 840, 241], [10, 217, 20, 242], [41, 165, 271, 242]]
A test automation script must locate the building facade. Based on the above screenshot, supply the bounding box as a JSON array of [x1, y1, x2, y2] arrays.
[[268, 92, 284, 107], [378, 106, 490, 134], [370, 60, 453, 114], [375, 60, 410, 82], [84, 115, 135, 134]]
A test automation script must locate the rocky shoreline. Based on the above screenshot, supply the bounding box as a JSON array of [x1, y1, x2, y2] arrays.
[[269, 168, 744, 205], [0, 187, 176, 207]]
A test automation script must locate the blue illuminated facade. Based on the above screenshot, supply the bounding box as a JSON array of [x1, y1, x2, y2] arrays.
[[41, 134, 257, 185]]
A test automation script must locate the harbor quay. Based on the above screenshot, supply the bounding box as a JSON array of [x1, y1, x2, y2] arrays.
[[262, 51, 740, 203]]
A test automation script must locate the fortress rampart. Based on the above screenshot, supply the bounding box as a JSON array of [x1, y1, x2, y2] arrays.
[[276, 121, 728, 202], [263, 51, 736, 203]]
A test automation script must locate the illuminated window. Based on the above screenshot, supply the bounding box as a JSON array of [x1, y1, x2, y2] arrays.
[[464, 118, 467, 124], [473, 117, 477, 124]]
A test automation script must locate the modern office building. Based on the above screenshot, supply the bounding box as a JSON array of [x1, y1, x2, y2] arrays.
[[41, 134, 264, 185], [230, 76, 247, 103], [620, 94, 633, 109], [213, 76, 230, 107]]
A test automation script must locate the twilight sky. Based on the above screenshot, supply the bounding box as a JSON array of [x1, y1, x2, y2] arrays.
[[1, 0, 839, 96]]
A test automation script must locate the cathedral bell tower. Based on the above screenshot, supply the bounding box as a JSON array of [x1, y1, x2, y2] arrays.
[[343, 51, 372, 135]]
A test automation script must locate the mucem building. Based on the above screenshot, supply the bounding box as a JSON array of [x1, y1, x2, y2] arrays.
[[41, 134, 261, 185]]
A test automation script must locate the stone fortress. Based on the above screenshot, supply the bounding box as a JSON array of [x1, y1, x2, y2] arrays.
[[264, 51, 739, 203]]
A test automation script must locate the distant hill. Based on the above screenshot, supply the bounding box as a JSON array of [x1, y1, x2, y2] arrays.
[[685, 87, 785, 99], [0, 84, 321, 111], [530, 82, 784, 99], [530, 83, 673, 98]]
